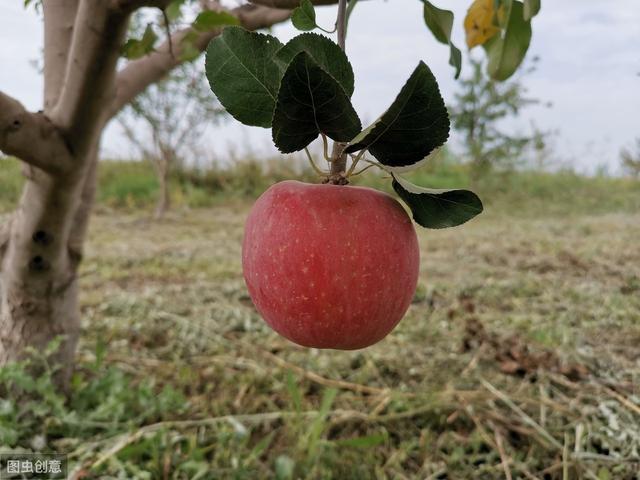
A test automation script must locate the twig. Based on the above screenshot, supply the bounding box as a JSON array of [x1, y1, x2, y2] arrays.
[[335, 0, 348, 50], [480, 378, 563, 450], [562, 432, 570, 480], [161, 8, 174, 59], [599, 384, 640, 416], [254, 345, 388, 396], [494, 428, 513, 480]]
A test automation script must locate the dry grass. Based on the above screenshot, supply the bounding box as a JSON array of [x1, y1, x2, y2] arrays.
[[57, 205, 640, 478]]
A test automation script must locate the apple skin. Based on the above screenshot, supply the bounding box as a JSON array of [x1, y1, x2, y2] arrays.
[[242, 180, 420, 350]]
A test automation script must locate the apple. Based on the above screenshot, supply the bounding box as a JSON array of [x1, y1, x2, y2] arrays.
[[242, 180, 419, 350]]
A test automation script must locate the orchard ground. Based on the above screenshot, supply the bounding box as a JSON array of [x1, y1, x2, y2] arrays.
[[1, 158, 639, 478]]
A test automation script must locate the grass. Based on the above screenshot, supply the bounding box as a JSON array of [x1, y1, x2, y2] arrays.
[[1, 156, 639, 478], [2, 155, 640, 216]]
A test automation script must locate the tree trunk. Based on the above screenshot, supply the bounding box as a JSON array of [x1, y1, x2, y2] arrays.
[[0, 142, 99, 389], [0, 0, 293, 390], [154, 156, 171, 219]]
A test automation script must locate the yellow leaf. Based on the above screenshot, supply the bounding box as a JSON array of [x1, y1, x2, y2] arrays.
[[464, 0, 501, 49]]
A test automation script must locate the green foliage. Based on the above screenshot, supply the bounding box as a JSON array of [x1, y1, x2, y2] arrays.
[[98, 162, 160, 208], [291, 0, 317, 31], [483, 0, 532, 81], [121, 23, 158, 60], [0, 158, 23, 211], [345, 62, 449, 168], [275, 33, 355, 96], [2, 157, 640, 217], [422, 1, 462, 78], [0, 339, 186, 448], [192, 11, 239, 32], [205, 26, 479, 228], [272, 52, 361, 153], [164, 0, 184, 21], [392, 175, 483, 228], [464, 0, 537, 81], [523, 0, 541, 21], [205, 27, 283, 128]]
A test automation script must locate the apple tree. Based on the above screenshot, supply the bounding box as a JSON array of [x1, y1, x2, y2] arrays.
[[0, 0, 540, 388]]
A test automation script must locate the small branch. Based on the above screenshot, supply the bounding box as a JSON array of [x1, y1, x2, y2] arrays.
[[321, 133, 330, 162], [50, 3, 130, 157], [0, 91, 72, 175], [110, 4, 291, 117], [43, 0, 79, 111], [328, 0, 349, 180], [336, 0, 348, 50], [161, 8, 174, 59]]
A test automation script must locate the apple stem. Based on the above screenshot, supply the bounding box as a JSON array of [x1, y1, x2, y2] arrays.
[[328, 0, 350, 184]]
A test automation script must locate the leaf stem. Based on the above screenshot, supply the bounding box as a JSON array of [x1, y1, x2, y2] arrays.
[[345, 149, 367, 177], [350, 163, 375, 177], [304, 147, 325, 176], [317, 25, 337, 34], [321, 133, 331, 162]]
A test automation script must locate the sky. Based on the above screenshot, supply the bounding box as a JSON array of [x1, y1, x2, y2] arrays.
[[1, 0, 639, 174]]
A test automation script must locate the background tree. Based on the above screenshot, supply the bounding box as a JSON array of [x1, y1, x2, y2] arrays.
[[118, 59, 226, 218], [620, 138, 640, 179], [450, 58, 547, 179]]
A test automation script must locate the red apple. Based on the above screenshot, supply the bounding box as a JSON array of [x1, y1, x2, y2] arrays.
[[242, 180, 420, 350]]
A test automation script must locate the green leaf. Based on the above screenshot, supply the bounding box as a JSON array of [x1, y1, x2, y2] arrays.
[[286, 371, 302, 413], [275, 33, 355, 97], [523, 0, 541, 21], [272, 52, 361, 153], [306, 387, 337, 457], [345, 61, 449, 168], [122, 24, 158, 59], [333, 433, 388, 448], [193, 10, 239, 32], [484, 0, 532, 81], [422, 1, 462, 78], [392, 174, 483, 229], [291, 0, 317, 31], [179, 31, 202, 62], [165, 0, 184, 21], [275, 455, 295, 480], [205, 27, 283, 128]]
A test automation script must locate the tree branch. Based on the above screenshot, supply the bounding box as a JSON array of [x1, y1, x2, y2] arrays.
[[43, 0, 79, 112], [110, 4, 291, 117], [50, 3, 131, 157], [0, 91, 72, 175]]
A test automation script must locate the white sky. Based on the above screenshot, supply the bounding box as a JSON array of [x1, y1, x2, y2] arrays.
[[1, 0, 639, 174]]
